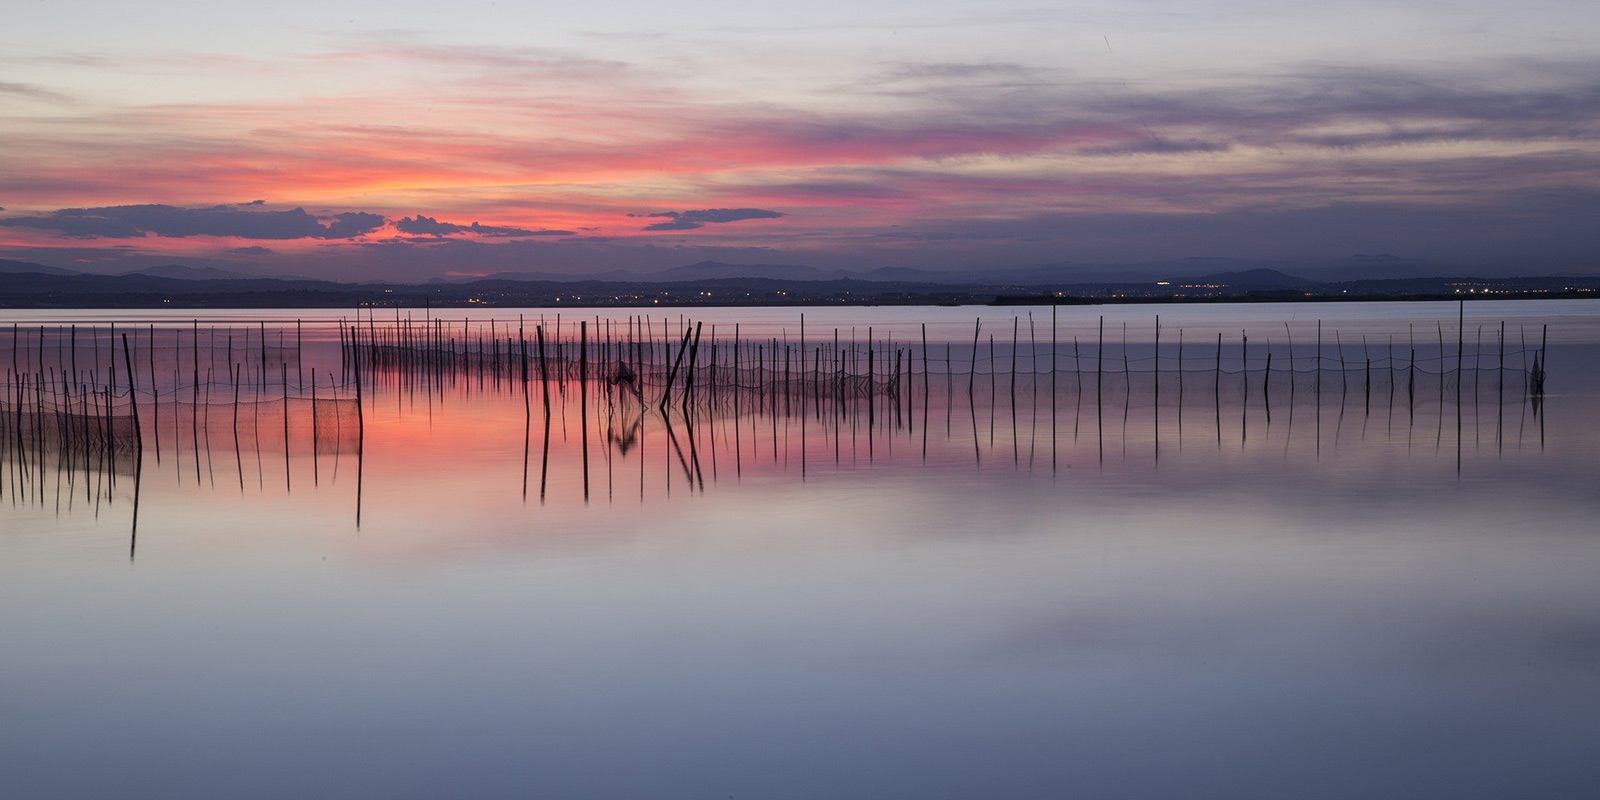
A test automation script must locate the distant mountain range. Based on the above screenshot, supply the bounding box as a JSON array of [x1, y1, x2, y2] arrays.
[[124, 264, 255, 280], [0, 259, 288, 281], [0, 258, 80, 276]]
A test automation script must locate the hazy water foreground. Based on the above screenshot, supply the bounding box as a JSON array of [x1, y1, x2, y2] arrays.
[[2, 300, 1598, 799]]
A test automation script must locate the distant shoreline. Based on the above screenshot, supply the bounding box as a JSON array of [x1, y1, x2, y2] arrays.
[[991, 291, 1599, 306], [1, 267, 1596, 310]]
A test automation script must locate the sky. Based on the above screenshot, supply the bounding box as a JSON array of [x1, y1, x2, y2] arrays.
[[2, 0, 1598, 281]]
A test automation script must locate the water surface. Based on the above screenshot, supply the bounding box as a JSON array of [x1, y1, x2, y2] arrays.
[[2, 301, 1598, 799]]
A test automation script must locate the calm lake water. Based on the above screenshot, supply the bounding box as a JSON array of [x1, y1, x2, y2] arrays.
[[2, 300, 1598, 799]]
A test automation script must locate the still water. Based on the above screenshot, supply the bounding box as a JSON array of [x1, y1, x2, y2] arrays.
[[2, 301, 1597, 799]]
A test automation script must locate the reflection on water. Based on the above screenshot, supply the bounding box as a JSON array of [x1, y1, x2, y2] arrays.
[[0, 305, 1563, 525], [2, 301, 1598, 799]]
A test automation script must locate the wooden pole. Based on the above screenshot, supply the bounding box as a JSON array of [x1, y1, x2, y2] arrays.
[[520, 328, 530, 422], [968, 319, 980, 396], [921, 323, 930, 407], [536, 325, 551, 414], [580, 320, 589, 502], [281, 362, 291, 491], [660, 325, 693, 409], [683, 321, 704, 410], [121, 334, 142, 454], [349, 325, 364, 432], [1050, 305, 1057, 424]]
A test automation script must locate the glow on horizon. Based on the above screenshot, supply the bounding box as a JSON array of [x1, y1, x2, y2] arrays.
[[2, 0, 1599, 278]]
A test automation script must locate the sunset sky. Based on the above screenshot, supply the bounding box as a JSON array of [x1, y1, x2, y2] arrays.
[[3, 0, 1598, 280]]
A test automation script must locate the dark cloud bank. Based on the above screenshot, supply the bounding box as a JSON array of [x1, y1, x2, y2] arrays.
[[0, 204, 384, 239], [635, 208, 784, 231], [0, 204, 580, 242], [395, 215, 573, 238]]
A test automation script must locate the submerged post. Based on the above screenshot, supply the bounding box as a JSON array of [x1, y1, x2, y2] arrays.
[[121, 333, 142, 453], [660, 325, 693, 409], [580, 320, 589, 502], [536, 325, 551, 413], [520, 329, 530, 408], [683, 321, 704, 411], [968, 318, 980, 397], [349, 326, 364, 436]]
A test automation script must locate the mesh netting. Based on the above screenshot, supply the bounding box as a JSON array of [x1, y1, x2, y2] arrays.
[[0, 403, 141, 451]]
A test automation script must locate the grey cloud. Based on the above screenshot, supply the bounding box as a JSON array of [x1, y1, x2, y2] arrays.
[[749, 180, 907, 201], [352, 38, 633, 85], [324, 212, 385, 238], [0, 53, 115, 69], [394, 215, 459, 236], [1114, 64, 1600, 152], [872, 229, 967, 242], [8, 186, 1598, 282], [226, 246, 275, 255], [869, 186, 1600, 269], [1082, 137, 1232, 156], [873, 61, 1037, 84], [845, 57, 1600, 157], [395, 215, 573, 238], [636, 208, 784, 231], [0, 204, 386, 239], [0, 81, 70, 102]]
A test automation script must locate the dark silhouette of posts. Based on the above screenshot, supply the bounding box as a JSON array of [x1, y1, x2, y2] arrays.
[[536, 325, 551, 414], [682, 321, 704, 411], [349, 325, 365, 529], [120, 334, 142, 453], [659, 325, 693, 410], [536, 325, 551, 502]]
